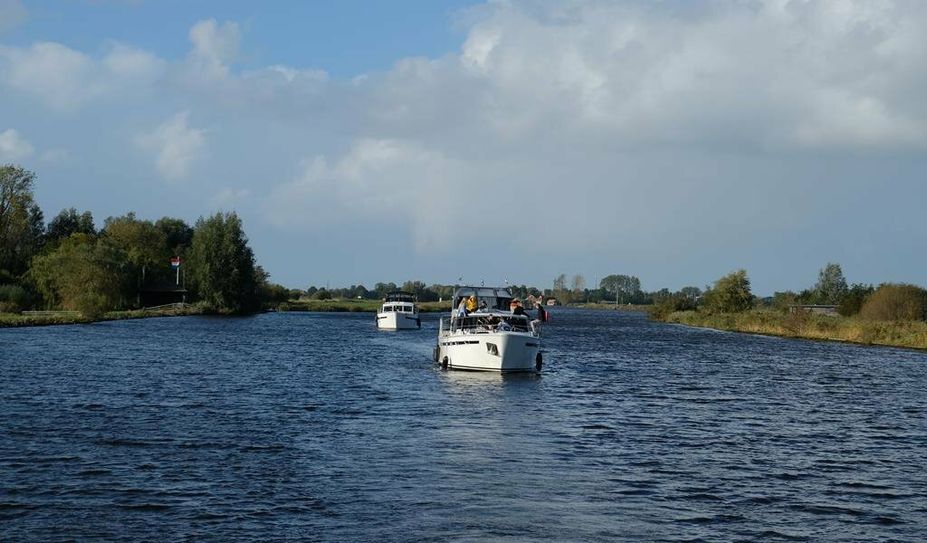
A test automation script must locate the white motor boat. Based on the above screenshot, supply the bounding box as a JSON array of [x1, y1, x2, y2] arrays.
[[435, 286, 542, 373], [376, 292, 421, 330]]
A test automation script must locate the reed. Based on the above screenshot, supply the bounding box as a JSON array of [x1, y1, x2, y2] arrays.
[[658, 309, 927, 350]]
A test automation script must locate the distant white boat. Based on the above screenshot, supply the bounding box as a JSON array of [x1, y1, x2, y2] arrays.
[[434, 286, 542, 373], [376, 292, 421, 330]]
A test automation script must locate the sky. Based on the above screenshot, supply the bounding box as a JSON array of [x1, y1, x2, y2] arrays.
[[1, 0, 925, 294]]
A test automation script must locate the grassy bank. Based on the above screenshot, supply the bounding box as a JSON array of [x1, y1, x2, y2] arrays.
[[572, 303, 651, 312], [278, 299, 452, 313], [0, 305, 206, 328], [658, 309, 927, 350]]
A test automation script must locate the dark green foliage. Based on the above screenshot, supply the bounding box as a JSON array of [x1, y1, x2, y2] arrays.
[[838, 283, 874, 316], [859, 283, 927, 322], [27, 234, 131, 317], [0, 165, 44, 277], [155, 217, 194, 256], [600, 274, 642, 304], [47, 207, 96, 243], [187, 212, 259, 314], [703, 270, 754, 313], [0, 284, 31, 313]]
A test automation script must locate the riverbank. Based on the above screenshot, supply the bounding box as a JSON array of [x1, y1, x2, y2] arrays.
[[278, 299, 452, 313], [0, 305, 206, 328], [571, 302, 651, 312], [658, 309, 927, 350]]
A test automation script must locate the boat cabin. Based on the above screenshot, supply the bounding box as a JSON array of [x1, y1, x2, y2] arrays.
[[381, 292, 418, 314], [452, 287, 514, 313]]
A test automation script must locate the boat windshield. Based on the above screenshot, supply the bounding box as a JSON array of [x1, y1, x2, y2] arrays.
[[448, 314, 533, 334], [384, 292, 416, 303], [452, 286, 513, 312]]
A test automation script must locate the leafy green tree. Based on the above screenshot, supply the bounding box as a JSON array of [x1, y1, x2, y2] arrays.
[[838, 283, 874, 317], [813, 262, 848, 304], [27, 234, 130, 317], [600, 274, 641, 304], [187, 211, 259, 314], [703, 269, 753, 313], [155, 217, 194, 256], [859, 283, 927, 322], [103, 212, 169, 285], [47, 207, 96, 243], [0, 165, 44, 277]]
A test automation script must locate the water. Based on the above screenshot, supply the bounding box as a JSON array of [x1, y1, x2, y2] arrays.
[[2, 309, 926, 542]]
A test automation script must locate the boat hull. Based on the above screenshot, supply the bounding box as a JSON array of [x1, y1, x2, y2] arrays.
[[377, 312, 420, 330], [437, 331, 540, 373]]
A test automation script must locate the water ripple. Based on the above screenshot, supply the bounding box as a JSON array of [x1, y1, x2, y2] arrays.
[[2, 309, 926, 541]]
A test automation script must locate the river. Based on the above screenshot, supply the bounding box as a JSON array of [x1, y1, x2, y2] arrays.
[[2, 309, 925, 541]]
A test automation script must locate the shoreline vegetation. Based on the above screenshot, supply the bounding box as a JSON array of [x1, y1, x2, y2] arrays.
[[654, 309, 927, 351], [0, 304, 206, 328]]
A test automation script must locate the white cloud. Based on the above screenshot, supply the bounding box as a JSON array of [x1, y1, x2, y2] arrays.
[[186, 19, 240, 81], [136, 111, 206, 181], [0, 41, 165, 111], [0, 128, 33, 162], [265, 139, 469, 250]]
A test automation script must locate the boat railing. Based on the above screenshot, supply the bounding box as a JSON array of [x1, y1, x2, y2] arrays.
[[439, 314, 539, 336]]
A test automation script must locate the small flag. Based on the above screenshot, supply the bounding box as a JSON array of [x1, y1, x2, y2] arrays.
[[170, 257, 181, 269]]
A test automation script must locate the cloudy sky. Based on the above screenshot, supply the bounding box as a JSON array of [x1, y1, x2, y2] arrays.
[[1, 0, 925, 294]]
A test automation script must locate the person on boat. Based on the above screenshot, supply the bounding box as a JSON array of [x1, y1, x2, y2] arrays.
[[531, 297, 547, 332], [466, 295, 478, 314], [510, 299, 528, 317], [478, 300, 488, 312], [457, 297, 468, 318]]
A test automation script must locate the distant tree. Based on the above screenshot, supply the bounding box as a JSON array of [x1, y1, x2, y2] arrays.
[[600, 274, 641, 304], [814, 263, 848, 305], [703, 270, 753, 313], [27, 234, 130, 317], [771, 290, 800, 312], [103, 212, 169, 285], [679, 286, 702, 301], [571, 274, 586, 302], [374, 282, 398, 298], [187, 211, 259, 314], [47, 207, 96, 243], [313, 288, 332, 300], [0, 165, 43, 277], [155, 217, 194, 256], [838, 283, 874, 317], [859, 283, 927, 322]]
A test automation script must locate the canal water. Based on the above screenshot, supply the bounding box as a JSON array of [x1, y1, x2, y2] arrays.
[[2, 309, 926, 541]]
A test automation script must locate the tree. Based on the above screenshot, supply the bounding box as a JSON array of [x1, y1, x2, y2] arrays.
[[859, 284, 927, 322], [571, 274, 586, 302], [814, 262, 848, 305], [27, 234, 130, 317], [600, 274, 641, 304], [680, 286, 702, 301], [703, 269, 753, 313], [553, 274, 567, 293], [838, 283, 874, 317], [187, 211, 259, 314], [47, 207, 96, 243], [103, 212, 169, 285], [155, 217, 194, 256], [0, 165, 43, 277]]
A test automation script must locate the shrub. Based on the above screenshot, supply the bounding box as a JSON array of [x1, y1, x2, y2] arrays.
[[838, 283, 874, 316], [859, 283, 927, 322], [0, 284, 31, 313], [703, 270, 754, 313]]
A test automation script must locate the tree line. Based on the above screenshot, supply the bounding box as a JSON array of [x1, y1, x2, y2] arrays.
[[0, 164, 286, 317], [651, 262, 927, 322]]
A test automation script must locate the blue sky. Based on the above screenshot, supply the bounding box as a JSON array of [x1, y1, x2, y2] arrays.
[[2, 0, 926, 294]]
